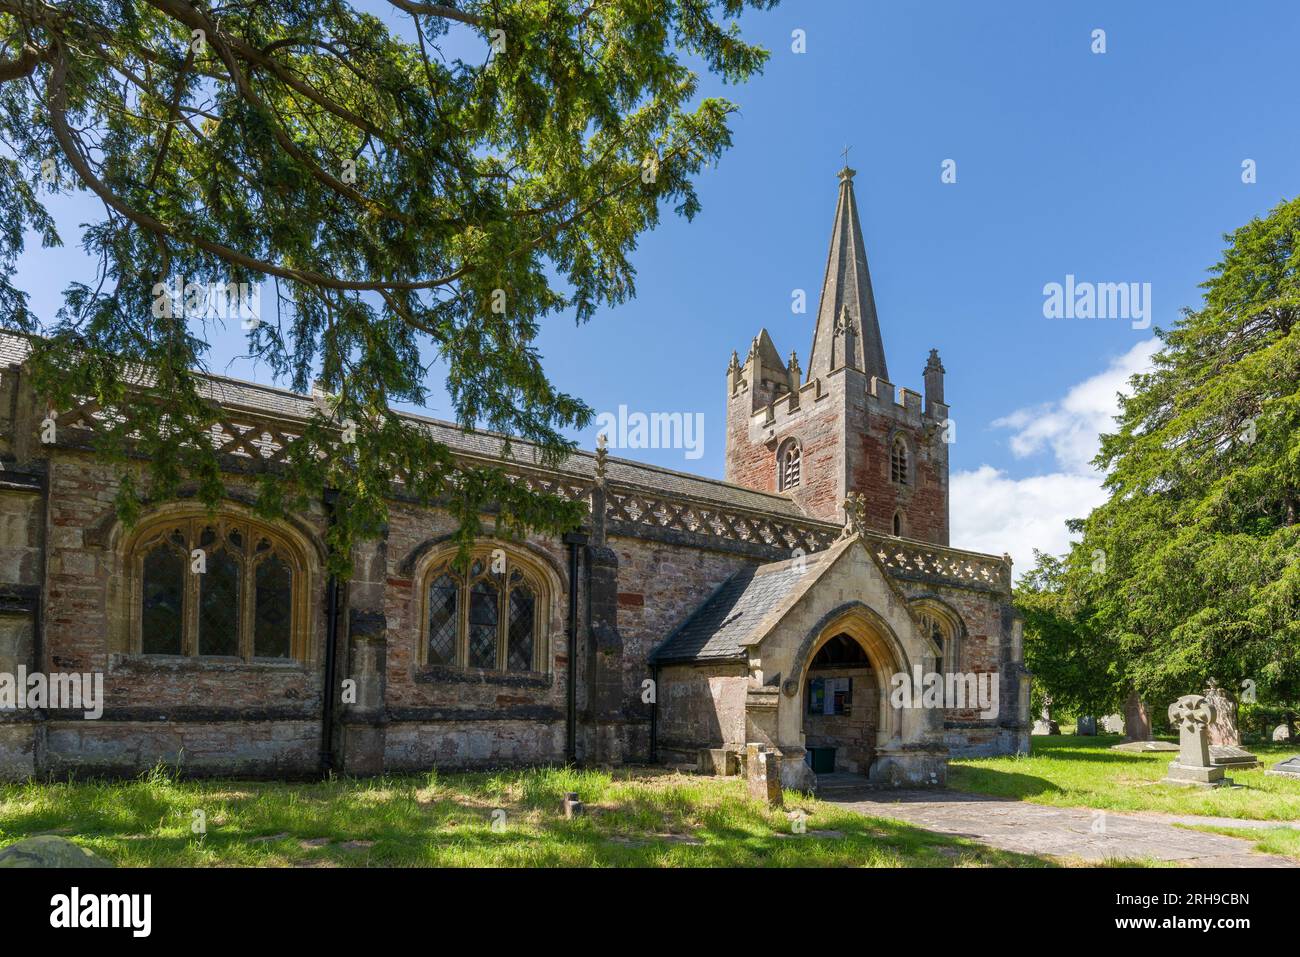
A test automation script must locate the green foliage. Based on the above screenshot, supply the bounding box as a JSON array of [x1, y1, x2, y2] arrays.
[[1014, 550, 1123, 717], [1238, 700, 1297, 741], [0, 0, 777, 573], [1064, 197, 1300, 707]]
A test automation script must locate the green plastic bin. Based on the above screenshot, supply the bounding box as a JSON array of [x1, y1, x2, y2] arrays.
[[807, 747, 836, 774]]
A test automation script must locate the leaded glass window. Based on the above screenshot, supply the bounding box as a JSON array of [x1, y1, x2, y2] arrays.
[[255, 554, 293, 658], [916, 607, 959, 673], [426, 573, 459, 665], [132, 515, 305, 660], [774, 439, 795, 488], [507, 573, 536, 673], [421, 550, 546, 673], [468, 579, 500, 669], [199, 547, 241, 656], [141, 540, 185, 655]]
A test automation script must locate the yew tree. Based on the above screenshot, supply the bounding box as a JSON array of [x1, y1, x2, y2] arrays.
[[1068, 197, 1300, 707], [0, 0, 775, 571]]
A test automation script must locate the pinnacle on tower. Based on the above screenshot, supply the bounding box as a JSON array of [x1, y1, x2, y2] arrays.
[[924, 348, 946, 409]]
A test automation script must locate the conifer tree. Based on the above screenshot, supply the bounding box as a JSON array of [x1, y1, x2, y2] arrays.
[[1068, 198, 1300, 707], [0, 0, 776, 571]]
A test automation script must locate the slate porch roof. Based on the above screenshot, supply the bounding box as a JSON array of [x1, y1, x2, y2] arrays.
[[651, 538, 853, 664], [0, 330, 812, 520]]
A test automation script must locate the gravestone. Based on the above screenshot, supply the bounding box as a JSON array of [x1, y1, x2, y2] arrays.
[[1162, 694, 1230, 787], [1273, 725, 1292, 743], [1032, 700, 1059, 735], [1076, 715, 1097, 736], [1266, 757, 1300, 780], [1203, 679, 1240, 746], [1100, 714, 1124, 734], [1123, 689, 1153, 741], [562, 792, 584, 819], [745, 742, 782, 807], [1111, 739, 1178, 753], [698, 748, 738, 776]]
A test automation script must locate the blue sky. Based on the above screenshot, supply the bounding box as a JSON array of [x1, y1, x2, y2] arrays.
[[15, 1, 1300, 570]]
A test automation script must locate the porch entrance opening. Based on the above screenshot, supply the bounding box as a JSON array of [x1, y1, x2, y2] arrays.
[[802, 632, 878, 776]]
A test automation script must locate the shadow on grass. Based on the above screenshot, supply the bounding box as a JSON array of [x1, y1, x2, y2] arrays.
[[943, 768, 1071, 800]]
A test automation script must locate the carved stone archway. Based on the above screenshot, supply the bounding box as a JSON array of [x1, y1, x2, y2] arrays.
[[788, 602, 910, 750]]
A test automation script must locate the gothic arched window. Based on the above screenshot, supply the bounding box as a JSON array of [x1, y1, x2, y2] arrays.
[[892, 511, 903, 537], [914, 602, 962, 675], [778, 440, 801, 491], [890, 436, 909, 485], [131, 514, 307, 660], [421, 548, 549, 673]]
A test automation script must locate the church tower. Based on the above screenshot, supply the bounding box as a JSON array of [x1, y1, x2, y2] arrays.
[[723, 166, 951, 545]]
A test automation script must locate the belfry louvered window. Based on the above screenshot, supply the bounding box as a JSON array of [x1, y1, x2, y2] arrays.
[[778, 440, 801, 491], [890, 436, 909, 485], [422, 550, 545, 673], [132, 515, 306, 660]]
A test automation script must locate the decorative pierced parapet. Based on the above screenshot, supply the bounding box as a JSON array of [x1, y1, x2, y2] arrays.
[[47, 393, 1008, 594], [54, 396, 310, 467], [603, 482, 839, 555], [51, 395, 599, 506], [503, 465, 594, 504], [866, 535, 1012, 593]]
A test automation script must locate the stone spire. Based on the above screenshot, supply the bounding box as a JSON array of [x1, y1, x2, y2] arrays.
[[805, 166, 888, 383]]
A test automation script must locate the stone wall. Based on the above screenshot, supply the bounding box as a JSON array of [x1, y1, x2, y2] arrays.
[[610, 533, 751, 718], [724, 362, 845, 521], [655, 661, 748, 759], [893, 578, 1025, 756], [36, 451, 331, 777], [847, 374, 949, 546]]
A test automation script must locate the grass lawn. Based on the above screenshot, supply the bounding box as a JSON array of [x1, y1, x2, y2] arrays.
[[1182, 824, 1300, 859], [0, 765, 1057, 868], [949, 734, 1300, 821]]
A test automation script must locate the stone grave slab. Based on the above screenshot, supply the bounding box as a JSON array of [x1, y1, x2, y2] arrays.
[[1265, 756, 1300, 780], [1110, 739, 1178, 753], [1209, 745, 1261, 770]]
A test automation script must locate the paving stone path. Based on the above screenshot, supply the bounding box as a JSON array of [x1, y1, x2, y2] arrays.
[[822, 787, 1299, 867]]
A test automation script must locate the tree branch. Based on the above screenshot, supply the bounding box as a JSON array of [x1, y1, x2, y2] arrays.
[[47, 46, 469, 293], [0, 41, 51, 82], [386, 0, 485, 28]]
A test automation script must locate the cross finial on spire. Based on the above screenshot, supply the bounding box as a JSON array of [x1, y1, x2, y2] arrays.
[[838, 144, 856, 182]]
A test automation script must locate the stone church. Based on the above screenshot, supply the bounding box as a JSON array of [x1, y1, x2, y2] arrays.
[[0, 166, 1030, 787]]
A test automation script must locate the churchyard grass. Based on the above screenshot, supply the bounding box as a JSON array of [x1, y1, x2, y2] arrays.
[[0, 765, 1061, 868], [949, 735, 1300, 820], [1180, 824, 1300, 859]]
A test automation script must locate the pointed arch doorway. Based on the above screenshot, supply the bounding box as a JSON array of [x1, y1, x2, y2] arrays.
[[795, 607, 908, 780], [802, 633, 877, 775]]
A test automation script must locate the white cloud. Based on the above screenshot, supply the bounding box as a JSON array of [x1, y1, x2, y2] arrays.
[[951, 339, 1160, 575]]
